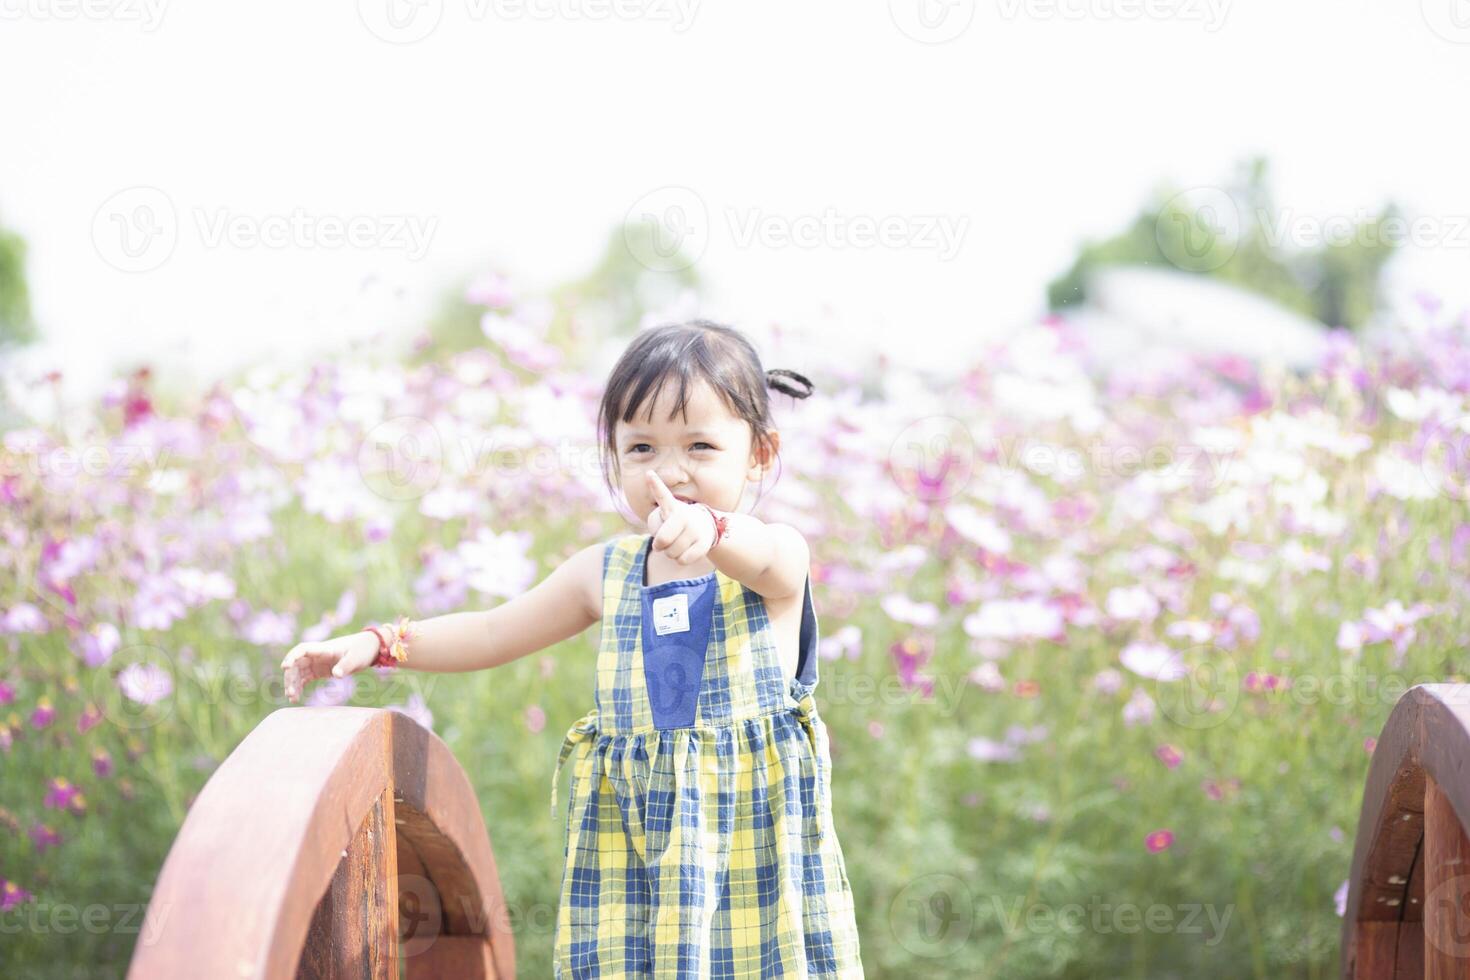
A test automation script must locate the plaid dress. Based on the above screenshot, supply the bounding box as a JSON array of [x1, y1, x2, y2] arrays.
[[549, 533, 864, 978]]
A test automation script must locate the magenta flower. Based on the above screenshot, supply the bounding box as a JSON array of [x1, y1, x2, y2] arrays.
[[1, 879, 32, 911], [1155, 744, 1183, 769], [44, 778, 84, 814], [76, 704, 102, 734], [0, 680, 13, 706], [525, 704, 546, 734], [92, 749, 114, 779], [29, 822, 62, 853], [1145, 829, 1175, 853], [29, 698, 55, 730]]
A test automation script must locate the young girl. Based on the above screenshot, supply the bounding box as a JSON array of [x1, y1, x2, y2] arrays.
[[280, 319, 864, 978]]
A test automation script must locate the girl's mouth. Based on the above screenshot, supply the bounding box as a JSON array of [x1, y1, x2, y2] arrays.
[[674, 494, 696, 504]]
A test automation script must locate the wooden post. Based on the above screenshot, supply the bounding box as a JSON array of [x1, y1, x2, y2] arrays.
[[126, 708, 515, 979], [1425, 775, 1470, 978], [298, 788, 401, 978]]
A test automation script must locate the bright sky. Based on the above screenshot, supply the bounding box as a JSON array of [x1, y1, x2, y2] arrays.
[[2, 0, 1468, 403]]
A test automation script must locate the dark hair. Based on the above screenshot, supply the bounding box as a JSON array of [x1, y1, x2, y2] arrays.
[[596, 319, 814, 516]]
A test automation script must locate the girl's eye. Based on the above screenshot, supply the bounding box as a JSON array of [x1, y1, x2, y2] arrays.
[[628, 443, 715, 454]]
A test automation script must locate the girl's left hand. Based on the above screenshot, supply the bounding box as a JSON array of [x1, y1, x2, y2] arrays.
[[646, 471, 717, 565]]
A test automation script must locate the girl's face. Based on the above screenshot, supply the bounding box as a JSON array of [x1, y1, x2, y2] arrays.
[[615, 378, 777, 524]]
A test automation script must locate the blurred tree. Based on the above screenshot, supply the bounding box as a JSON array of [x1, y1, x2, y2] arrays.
[[1047, 156, 1398, 330], [0, 214, 35, 348], [414, 220, 700, 367]]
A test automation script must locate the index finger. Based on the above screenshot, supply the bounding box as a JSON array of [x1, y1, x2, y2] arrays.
[[647, 471, 679, 515]]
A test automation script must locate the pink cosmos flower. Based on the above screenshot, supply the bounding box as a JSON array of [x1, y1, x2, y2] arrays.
[[819, 624, 862, 661], [29, 699, 55, 730], [306, 676, 356, 707], [29, 822, 62, 853], [78, 623, 121, 668], [1155, 744, 1183, 769], [1106, 586, 1160, 624], [1122, 687, 1156, 727], [1360, 600, 1434, 656], [118, 663, 172, 705], [76, 704, 102, 733], [1145, 829, 1175, 853], [1, 879, 32, 911], [243, 609, 297, 647], [881, 593, 940, 629], [43, 778, 84, 814], [2, 603, 46, 634]]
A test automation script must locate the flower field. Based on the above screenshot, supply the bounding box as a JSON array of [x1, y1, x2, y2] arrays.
[[3, 287, 1469, 978]]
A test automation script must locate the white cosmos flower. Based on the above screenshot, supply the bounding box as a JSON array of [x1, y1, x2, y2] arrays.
[[1120, 641, 1188, 681]]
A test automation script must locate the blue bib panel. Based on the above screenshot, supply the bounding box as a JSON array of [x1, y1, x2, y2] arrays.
[[639, 575, 717, 730]]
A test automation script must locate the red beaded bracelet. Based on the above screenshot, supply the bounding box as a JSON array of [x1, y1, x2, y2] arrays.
[[360, 626, 395, 668], [700, 503, 729, 549], [360, 616, 415, 668]]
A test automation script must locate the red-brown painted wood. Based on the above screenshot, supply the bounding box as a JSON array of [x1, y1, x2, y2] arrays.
[[126, 707, 515, 979], [1425, 775, 1470, 978], [1343, 685, 1470, 978]]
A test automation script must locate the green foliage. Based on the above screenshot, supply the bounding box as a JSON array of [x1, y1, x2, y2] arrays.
[[0, 214, 36, 348], [414, 221, 701, 366], [1047, 157, 1398, 330]]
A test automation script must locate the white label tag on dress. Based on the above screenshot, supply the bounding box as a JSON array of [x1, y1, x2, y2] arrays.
[[652, 593, 691, 635]]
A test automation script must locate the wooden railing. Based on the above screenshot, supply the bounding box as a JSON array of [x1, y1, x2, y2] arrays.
[[1342, 683, 1470, 978], [125, 707, 517, 979]]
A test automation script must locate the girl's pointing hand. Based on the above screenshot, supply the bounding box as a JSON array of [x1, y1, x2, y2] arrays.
[[646, 471, 716, 566]]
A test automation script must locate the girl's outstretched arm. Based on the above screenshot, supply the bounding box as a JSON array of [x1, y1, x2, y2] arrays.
[[281, 540, 605, 701]]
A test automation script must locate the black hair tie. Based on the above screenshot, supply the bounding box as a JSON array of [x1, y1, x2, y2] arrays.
[[765, 368, 815, 399]]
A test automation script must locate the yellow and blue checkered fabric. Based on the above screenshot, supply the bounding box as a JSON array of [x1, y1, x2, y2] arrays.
[[550, 533, 864, 977]]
